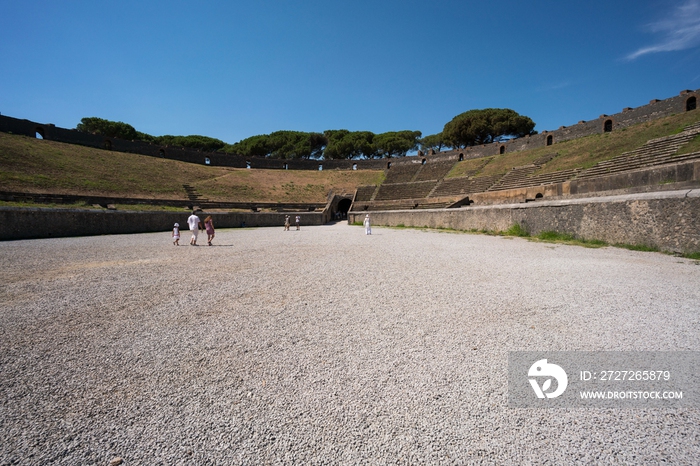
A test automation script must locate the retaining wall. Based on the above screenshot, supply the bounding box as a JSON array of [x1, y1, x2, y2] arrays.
[[349, 189, 700, 254], [0, 209, 323, 241]]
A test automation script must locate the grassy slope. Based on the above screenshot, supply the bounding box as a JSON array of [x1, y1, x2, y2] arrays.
[[2, 109, 699, 203], [446, 109, 700, 179], [0, 133, 383, 203]]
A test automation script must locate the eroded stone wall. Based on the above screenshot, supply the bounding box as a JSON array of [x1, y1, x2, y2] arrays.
[[0, 208, 323, 241], [349, 189, 700, 254]]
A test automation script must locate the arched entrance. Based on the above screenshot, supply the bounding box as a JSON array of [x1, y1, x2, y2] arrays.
[[336, 198, 352, 220], [686, 96, 697, 111]]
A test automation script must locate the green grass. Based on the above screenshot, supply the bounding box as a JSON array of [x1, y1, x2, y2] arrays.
[[445, 157, 493, 178], [0, 132, 384, 203], [0, 199, 189, 212], [537, 230, 572, 241], [613, 243, 659, 252], [676, 133, 700, 155], [0, 200, 99, 210], [502, 223, 529, 237], [534, 230, 607, 248]]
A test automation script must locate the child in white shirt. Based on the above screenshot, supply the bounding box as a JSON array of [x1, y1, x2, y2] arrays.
[[172, 223, 180, 246]]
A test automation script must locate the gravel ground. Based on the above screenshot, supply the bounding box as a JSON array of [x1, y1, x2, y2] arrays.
[[1, 223, 699, 465]]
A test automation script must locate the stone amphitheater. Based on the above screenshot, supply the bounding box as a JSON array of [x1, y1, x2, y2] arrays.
[[1, 90, 700, 464], [351, 120, 700, 212]]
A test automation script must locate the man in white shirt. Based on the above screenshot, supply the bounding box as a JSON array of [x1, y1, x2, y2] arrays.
[[187, 211, 202, 245]]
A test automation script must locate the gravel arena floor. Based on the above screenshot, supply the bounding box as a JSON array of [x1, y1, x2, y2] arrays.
[[1, 222, 699, 465]]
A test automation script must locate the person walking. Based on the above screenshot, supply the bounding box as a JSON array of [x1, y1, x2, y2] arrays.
[[295, 215, 301, 231], [204, 215, 215, 246], [363, 214, 371, 235], [172, 223, 180, 246], [284, 215, 290, 231], [187, 210, 202, 246]]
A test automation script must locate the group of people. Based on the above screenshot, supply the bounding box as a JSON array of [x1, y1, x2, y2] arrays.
[[283, 215, 301, 231], [171, 211, 371, 245], [172, 211, 216, 246]]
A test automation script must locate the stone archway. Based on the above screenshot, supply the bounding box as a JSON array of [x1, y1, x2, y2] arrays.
[[334, 198, 352, 221], [338, 198, 352, 214]]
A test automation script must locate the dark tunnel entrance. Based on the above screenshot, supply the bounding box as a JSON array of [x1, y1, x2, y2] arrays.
[[335, 198, 352, 220]]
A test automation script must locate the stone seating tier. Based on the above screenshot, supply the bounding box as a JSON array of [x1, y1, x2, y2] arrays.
[[374, 180, 438, 200], [490, 168, 583, 191], [576, 125, 700, 180], [354, 185, 377, 202], [487, 165, 539, 191], [383, 164, 422, 184], [351, 122, 700, 209], [351, 197, 457, 212], [428, 175, 502, 198], [412, 161, 457, 182]]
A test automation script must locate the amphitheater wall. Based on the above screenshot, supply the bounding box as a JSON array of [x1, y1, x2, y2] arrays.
[[0, 208, 323, 241], [348, 189, 700, 254]]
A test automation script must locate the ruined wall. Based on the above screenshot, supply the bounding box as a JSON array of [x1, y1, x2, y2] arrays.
[[348, 189, 700, 254], [0, 208, 323, 241]]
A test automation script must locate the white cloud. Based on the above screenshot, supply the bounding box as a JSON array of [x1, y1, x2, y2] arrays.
[[626, 0, 700, 60]]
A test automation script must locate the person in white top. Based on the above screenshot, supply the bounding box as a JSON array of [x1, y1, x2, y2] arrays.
[[172, 223, 180, 246], [363, 214, 371, 235], [187, 211, 202, 245]]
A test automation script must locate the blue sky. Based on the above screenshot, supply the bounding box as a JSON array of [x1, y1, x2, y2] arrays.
[[1, 0, 699, 145]]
